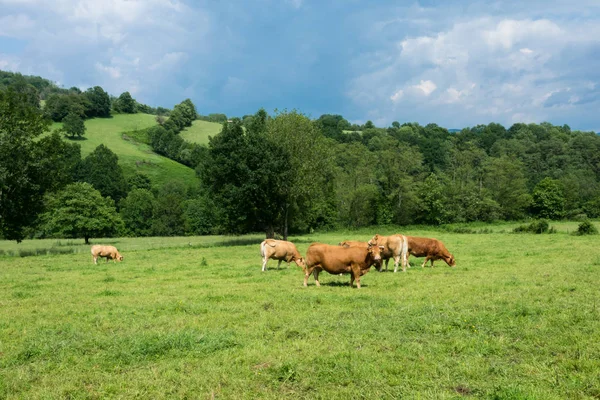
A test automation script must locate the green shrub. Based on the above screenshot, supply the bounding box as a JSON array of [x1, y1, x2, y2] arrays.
[[575, 220, 598, 236], [513, 219, 554, 234]]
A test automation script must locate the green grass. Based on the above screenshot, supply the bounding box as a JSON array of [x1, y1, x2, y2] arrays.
[[51, 114, 199, 188], [179, 120, 223, 145], [1, 223, 599, 398]]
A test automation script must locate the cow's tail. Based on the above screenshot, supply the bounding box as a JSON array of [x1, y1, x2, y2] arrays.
[[401, 235, 408, 268], [260, 241, 266, 258]]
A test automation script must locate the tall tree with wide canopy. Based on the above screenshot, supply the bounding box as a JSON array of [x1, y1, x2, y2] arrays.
[[78, 144, 128, 204]]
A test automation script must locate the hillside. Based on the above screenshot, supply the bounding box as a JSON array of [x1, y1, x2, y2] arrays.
[[179, 120, 223, 145], [52, 114, 200, 188]]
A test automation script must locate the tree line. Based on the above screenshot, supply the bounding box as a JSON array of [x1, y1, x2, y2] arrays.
[[2, 70, 600, 243]]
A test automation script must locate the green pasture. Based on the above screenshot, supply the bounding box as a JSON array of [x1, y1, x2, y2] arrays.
[[51, 114, 199, 188], [179, 120, 223, 145], [1, 223, 599, 399]]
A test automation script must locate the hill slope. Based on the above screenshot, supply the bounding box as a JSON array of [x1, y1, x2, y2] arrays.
[[53, 114, 200, 188], [179, 120, 223, 145]]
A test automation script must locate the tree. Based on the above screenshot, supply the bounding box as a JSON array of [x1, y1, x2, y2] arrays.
[[78, 144, 128, 204], [151, 182, 186, 236], [119, 188, 155, 236], [115, 91, 136, 114], [1, 87, 48, 241], [83, 86, 111, 118], [531, 177, 565, 220], [62, 111, 86, 138], [43, 93, 86, 121], [127, 173, 152, 191], [483, 156, 531, 220], [40, 182, 123, 244]]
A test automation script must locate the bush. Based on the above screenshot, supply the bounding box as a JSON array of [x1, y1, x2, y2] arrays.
[[575, 220, 598, 236], [513, 219, 555, 234]]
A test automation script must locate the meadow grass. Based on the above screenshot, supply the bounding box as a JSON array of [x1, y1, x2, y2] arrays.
[[179, 120, 223, 145], [51, 114, 199, 188], [1, 223, 599, 399]]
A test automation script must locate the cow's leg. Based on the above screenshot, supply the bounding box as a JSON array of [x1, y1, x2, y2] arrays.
[[304, 266, 314, 287], [351, 265, 362, 288], [277, 259, 282, 270], [93, 255, 97, 265], [430, 259, 435, 268], [393, 255, 403, 273], [262, 257, 268, 272], [313, 268, 321, 287], [421, 257, 429, 268], [384, 258, 389, 272]]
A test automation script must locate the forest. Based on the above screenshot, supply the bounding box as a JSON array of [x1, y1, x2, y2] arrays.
[[2, 70, 600, 242]]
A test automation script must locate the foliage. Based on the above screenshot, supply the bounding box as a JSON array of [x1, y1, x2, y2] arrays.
[[183, 196, 218, 235], [0, 87, 52, 241], [127, 173, 152, 191], [513, 219, 554, 234], [83, 86, 111, 118], [151, 182, 187, 236], [575, 220, 598, 236], [114, 91, 136, 114], [61, 111, 86, 138], [40, 182, 123, 244], [78, 144, 129, 204], [44, 93, 87, 121], [119, 188, 155, 236], [531, 177, 566, 220]]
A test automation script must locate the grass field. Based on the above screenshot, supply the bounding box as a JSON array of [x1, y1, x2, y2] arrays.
[[179, 120, 223, 145], [1, 222, 599, 399], [51, 114, 199, 188]]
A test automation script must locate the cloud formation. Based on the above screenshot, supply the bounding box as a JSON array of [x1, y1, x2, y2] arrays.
[[1, 0, 599, 130]]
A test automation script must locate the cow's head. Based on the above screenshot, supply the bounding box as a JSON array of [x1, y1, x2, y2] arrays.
[[367, 234, 381, 247], [367, 242, 384, 266], [117, 254, 124, 262], [446, 254, 456, 267], [294, 257, 306, 269]]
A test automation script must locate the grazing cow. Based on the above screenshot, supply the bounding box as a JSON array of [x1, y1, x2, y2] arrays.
[[303, 242, 384, 288], [403, 236, 456, 268], [338, 240, 383, 271], [260, 239, 306, 272], [91, 245, 123, 265], [367, 234, 408, 272]]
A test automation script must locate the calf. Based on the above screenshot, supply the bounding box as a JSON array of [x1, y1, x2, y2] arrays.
[[260, 239, 305, 272], [91, 245, 123, 265], [367, 234, 408, 272], [404, 236, 456, 268], [304, 242, 383, 288]]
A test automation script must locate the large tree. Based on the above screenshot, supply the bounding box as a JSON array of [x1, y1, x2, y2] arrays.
[[83, 86, 111, 118], [119, 188, 155, 236], [62, 111, 86, 138], [198, 114, 292, 236], [1, 87, 48, 241], [78, 144, 128, 204], [40, 182, 123, 244], [115, 91, 136, 114]]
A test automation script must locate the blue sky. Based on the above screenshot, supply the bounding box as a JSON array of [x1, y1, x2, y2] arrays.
[[1, 0, 600, 131]]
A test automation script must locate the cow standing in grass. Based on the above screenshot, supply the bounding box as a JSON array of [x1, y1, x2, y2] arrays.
[[91, 245, 123, 264], [338, 240, 383, 271], [304, 242, 384, 288], [366, 234, 408, 272], [260, 239, 305, 272], [403, 236, 456, 268]]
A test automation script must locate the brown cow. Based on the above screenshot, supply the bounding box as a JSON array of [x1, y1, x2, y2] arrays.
[[303, 242, 384, 288], [404, 236, 456, 268], [338, 240, 383, 271], [260, 239, 306, 272], [91, 245, 123, 264], [366, 234, 408, 272]]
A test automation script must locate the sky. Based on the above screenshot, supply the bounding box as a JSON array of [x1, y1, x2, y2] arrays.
[[1, 0, 600, 131]]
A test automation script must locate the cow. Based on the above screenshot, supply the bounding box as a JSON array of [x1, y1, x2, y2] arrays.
[[91, 245, 123, 265], [303, 242, 384, 288], [366, 234, 408, 272], [403, 236, 456, 268], [260, 239, 306, 272], [338, 240, 383, 271]]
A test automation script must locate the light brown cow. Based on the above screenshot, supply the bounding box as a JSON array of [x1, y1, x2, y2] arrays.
[[367, 234, 408, 272], [303, 242, 384, 288], [260, 239, 305, 272], [403, 236, 456, 268], [91, 245, 123, 265]]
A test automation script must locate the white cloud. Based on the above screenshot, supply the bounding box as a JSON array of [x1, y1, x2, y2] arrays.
[[412, 80, 437, 96], [0, 54, 21, 71], [0, 14, 35, 37], [95, 62, 121, 79], [349, 15, 600, 128]]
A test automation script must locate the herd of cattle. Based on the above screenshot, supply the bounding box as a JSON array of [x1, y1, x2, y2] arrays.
[[261, 234, 456, 288], [91, 234, 455, 289]]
